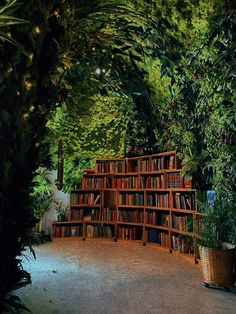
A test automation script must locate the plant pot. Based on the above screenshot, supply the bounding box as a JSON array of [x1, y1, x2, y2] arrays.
[[199, 246, 236, 287], [57, 214, 66, 222]]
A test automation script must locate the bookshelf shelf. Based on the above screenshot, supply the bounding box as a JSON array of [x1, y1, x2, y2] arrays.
[[117, 221, 143, 226], [70, 204, 101, 208], [170, 228, 194, 236], [169, 208, 194, 214], [52, 150, 197, 261], [145, 224, 169, 231]]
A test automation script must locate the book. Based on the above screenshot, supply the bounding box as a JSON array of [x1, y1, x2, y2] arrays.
[[94, 194, 100, 204]]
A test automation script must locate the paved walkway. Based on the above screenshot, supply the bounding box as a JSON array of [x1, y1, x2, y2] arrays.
[[18, 238, 236, 314]]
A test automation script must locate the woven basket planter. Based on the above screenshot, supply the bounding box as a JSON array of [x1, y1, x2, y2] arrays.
[[199, 246, 236, 287]]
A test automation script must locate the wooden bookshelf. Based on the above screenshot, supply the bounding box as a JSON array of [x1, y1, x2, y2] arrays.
[[52, 150, 198, 261]]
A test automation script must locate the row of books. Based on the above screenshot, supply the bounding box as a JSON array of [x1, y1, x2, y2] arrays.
[[146, 193, 169, 207], [96, 160, 124, 173], [174, 192, 194, 210], [70, 192, 194, 209], [119, 193, 144, 206], [128, 156, 176, 172], [128, 159, 151, 172], [166, 173, 183, 188], [69, 209, 193, 231], [82, 177, 103, 188], [117, 226, 143, 240], [146, 212, 169, 226], [118, 209, 144, 223], [53, 225, 83, 238], [94, 153, 177, 174], [70, 193, 101, 205], [80, 174, 191, 190], [70, 209, 84, 221], [148, 229, 169, 247], [82, 174, 174, 190], [172, 235, 194, 254], [115, 176, 140, 189], [172, 215, 193, 232], [116, 175, 164, 189], [140, 175, 164, 189], [70, 208, 116, 222], [152, 155, 175, 170], [86, 225, 114, 238]]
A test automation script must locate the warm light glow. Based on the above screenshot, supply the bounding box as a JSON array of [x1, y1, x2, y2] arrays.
[[16, 90, 20, 96], [34, 26, 41, 34], [7, 67, 13, 73], [102, 49, 106, 53], [92, 47, 96, 51], [22, 113, 29, 120], [95, 68, 101, 75], [25, 81, 33, 90], [29, 105, 35, 112], [7, 32, 11, 37], [28, 53, 34, 62]]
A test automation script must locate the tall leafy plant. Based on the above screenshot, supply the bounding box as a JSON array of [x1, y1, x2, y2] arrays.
[[30, 167, 54, 225], [197, 189, 236, 249]]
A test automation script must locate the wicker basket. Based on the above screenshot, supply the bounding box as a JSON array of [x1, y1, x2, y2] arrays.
[[199, 246, 236, 287]]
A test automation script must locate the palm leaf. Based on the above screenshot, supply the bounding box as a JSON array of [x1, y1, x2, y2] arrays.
[[0, 31, 28, 55], [0, 0, 28, 55], [0, 14, 28, 27], [0, 0, 21, 15]]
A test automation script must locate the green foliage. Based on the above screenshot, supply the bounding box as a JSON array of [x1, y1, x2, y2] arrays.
[[144, 2, 235, 191], [0, 0, 71, 310], [30, 167, 53, 220], [186, 10, 236, 190], [62, 157, 92, 192], [0, 0, 28, 55], [48, 91, 130, 159], [197, 189, 236, 249]]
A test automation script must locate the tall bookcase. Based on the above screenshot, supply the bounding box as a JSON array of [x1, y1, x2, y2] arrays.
[[52, 150, 198, 262]]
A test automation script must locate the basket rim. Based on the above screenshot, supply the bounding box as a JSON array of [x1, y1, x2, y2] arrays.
[[199, 245, 236, 252]]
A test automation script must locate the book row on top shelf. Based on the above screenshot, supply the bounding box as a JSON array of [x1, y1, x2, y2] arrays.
[[94, 150, 178, 174], [52, 151, 198, 262]]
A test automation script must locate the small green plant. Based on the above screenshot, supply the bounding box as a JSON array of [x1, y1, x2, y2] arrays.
[[30, 167, 54, 223], [54, 201, 69, 221], [197, 189, 236, 249]]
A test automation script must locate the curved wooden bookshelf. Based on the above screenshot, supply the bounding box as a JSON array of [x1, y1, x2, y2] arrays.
[[52, 150, 198, 262]]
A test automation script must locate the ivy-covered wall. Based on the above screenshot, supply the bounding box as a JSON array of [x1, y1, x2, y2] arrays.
[[48, 0, 235, 193]]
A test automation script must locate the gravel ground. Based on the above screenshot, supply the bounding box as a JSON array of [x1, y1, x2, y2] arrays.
[[17, 238, 236, 314]]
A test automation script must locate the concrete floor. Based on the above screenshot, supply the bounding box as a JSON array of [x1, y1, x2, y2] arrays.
[[17, 238, 236, 314]]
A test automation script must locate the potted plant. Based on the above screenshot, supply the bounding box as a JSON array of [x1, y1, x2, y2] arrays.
[[197, 188, 236, 290], [54, 201, 69, 222]]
